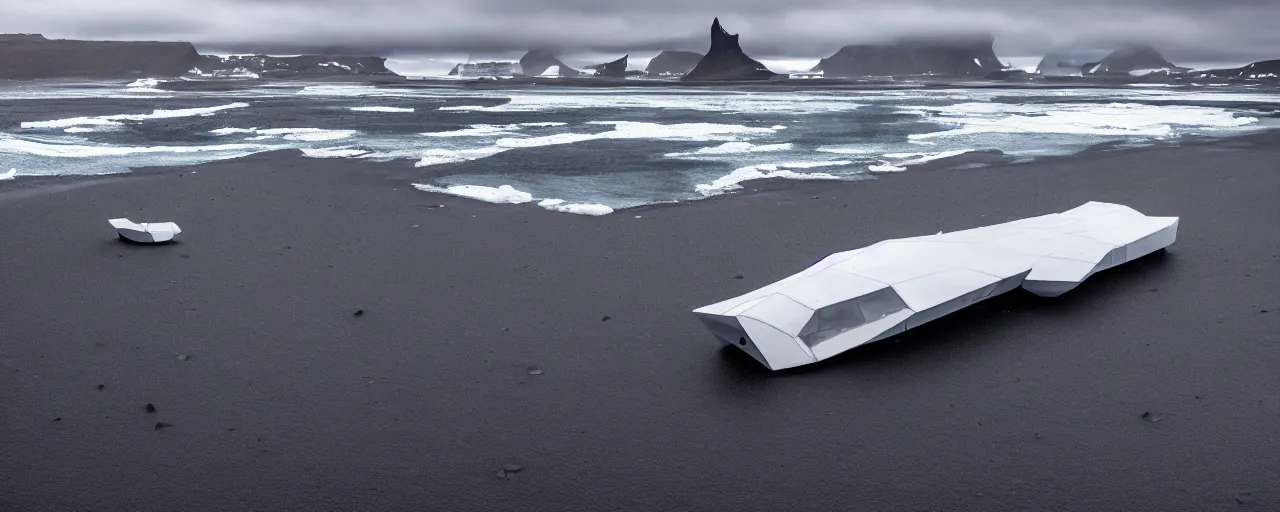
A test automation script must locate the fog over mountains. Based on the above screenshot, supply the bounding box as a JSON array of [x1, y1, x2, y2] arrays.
[[2, 0, 1279, 63]]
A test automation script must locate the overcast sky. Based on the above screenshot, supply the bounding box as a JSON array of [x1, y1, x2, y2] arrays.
[[2, 0, 1278, 62]]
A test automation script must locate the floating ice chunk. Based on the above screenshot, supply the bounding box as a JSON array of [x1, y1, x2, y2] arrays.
[[22, 103, 250, 129], [0, 168, 15, 180], [301, 147, 369, 158], [414, 147, 508, 167], [665, 142, 793, 157], [210, 127, 259, 135], [210, 127, 356, 142], [423, 125, 524, 137], [693, 201, 1179, 370], [0, 133, 282, 158], [868, 164, 907, 172], [882, 149, 974, 165], [110, 218, 182, 243], [64, 127, 112, 133], [538, 199, 614, 215], [495, 132, 598, 148], [438, 105, 487, 111], [125, 78, 166, 92], [695, 162, 849, 196], [261, 129, 357, 142], [22, 117, 124, 129], [412, 183, 532, 204], [907, 102, 1258, 140], [349, 106, 414, 113], [815, 146, 881, 155]]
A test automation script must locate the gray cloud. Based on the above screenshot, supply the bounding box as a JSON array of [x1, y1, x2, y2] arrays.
[[2, 0, 1279, 63]]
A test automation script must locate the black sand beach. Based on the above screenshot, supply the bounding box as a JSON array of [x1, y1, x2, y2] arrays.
[[2, 135, 1278, 511]]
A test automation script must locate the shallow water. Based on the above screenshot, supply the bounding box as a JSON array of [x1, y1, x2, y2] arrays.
[[1, 79, 1277, 212]]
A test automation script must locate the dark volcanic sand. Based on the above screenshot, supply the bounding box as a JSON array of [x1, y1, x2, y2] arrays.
[[2, 135, 1279, 511]]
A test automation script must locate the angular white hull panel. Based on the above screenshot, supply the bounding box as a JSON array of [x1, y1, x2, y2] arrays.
[[109, 218, 182, 243], [693, 202, 1178, 370]]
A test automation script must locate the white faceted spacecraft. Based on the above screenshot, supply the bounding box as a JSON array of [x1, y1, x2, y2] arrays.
[[693, 202, 1178, 371], [109, 218, 182, 243]]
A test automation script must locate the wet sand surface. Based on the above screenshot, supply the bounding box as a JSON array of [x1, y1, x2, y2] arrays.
[[2, 135, 1278, 511]]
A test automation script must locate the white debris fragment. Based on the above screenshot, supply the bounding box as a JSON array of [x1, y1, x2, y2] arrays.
[[109, 218, 182, 243]]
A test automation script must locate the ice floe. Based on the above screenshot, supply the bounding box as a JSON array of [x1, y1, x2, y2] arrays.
[[495, 121, 779, 149], [415, 147, 508, 167], [0, 168, 15, 180], [301, 147, 370, 158], [209, 127, 357, 142], [906, 102, 1259, 140], [538, 199, 615, 215], [349, 106, 415, 113], [63, 126, 117, 134], [0, 133, 280, 159], [124, 78, 166, 93], [695, 161, 851, 196], [665, 142, 794, 157], [422, 125, 525, 137], [412, 183, 533, 204], [22, 103, 251, 129]]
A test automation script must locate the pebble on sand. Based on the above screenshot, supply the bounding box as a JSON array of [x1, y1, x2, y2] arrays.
[[527, 366, 544, 376], [154, 422, 172, 431], [145, 403, 157, 413], [176, 354, 191, 361], [354, 309, 365, 317], [601, 316, 612, 322], [96, 384, 105, 390]]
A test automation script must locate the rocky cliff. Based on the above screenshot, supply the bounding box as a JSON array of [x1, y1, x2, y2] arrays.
[[646, 50, 703, 76], [192, 54, 398, 78], [682, 19, 779, 82], [1035, 50, 1110, 76], [1086, 45, 1176, 74], [519, 49, 582, 77], [0, 33, 399, 80], [448, 61, 522, 77], [1201, 59, 1280, 79], [0, 34, 199, 79], [813, 37, 1003, 77], [588, 55, 628, 78]]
